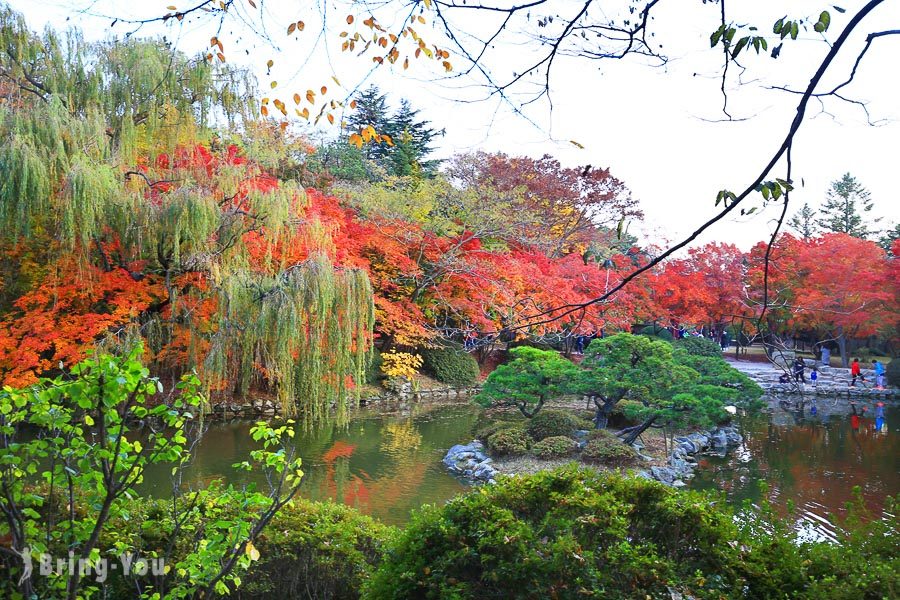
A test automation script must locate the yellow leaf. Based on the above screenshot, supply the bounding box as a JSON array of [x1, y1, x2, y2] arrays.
[[287, 22, 296, 35], [327, 113, 335, 124], [300, 107, 309, 119], [570, 140, 585, 149], [306, 90, 315, 103], [270, 81, 277, 89], [417, 15, 426, 24], [346, 14, 354, 25], [210, 36, 218, 47], [247, 0, 257, 7], [403, 57, 409, 70], [260, 105, 269, 116], [442, 60, 452, 72], [216, 52, 226, 62], [332, 76, 342, 87], [245, 542, 260, 562], [424, 0, 432, 8], [266, 59, 274, 68], [381, 133, 394, 146], [293, 93, 301, 105], [348, 133, 363, 148], [296, 20, 305, 31], [261, 97, 270, 104], [350, 99, 357, 109], [320, 86, 327, 95], [167, 5, 177, 9]]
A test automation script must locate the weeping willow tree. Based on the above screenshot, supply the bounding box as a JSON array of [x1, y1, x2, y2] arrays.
[[0, 6, 375, 424]]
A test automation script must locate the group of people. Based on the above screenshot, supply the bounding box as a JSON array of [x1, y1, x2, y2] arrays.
[[666, 324, 731, 350], [782, 357, 887, 389], [850, 358, 887, 388]]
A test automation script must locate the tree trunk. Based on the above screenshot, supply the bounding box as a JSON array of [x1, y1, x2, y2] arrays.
[[622, 415, 657, 445], [592, 397, 618, 429], [837, 325, 848, 368]]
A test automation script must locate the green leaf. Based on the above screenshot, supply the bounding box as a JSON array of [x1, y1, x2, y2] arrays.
[[773, 18, 784, 34], [731, 37, 749, 59], [790, 21, 799, 40]]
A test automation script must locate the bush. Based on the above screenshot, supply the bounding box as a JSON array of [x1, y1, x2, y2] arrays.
[[887, 358, 900, 388], [525, 409, 580, 441], [486, 426, 529, 456], [236, 499, 391, 599], [532, 435, 578, 459], [366, 347, 384, 384], [365, 467, 900, 599], [421, 344, 481, 386], [675, 335, 723, 357], [475, 417, 525, 441], [639, 324, 673, 341], [581, 430, 639, 465]]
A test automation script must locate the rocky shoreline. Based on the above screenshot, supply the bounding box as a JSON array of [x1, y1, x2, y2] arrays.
[[637, 426, 742, 487]]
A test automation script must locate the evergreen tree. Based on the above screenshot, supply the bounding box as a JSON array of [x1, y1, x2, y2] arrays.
[[878, 223, 899, 256], [816, 173, 879, 238], [787, 202, 818, 240], [344, 86, 392, 162], [386, 99, 443, 176], [344, 88, 443, 178]]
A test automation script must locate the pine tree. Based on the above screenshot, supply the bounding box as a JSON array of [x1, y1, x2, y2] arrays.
[[816, 173, 879, 238], [787, 203, 818, 240], [386, 99, 443, 176], [345, 86, 392, 162], [878, 223, 899, 256]]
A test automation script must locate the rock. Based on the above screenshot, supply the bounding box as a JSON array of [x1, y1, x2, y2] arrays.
[[672, 480, 687, 488], [710, 430, 728, 450], [442, 441, 497, 483], [650, 466, 677, 485]]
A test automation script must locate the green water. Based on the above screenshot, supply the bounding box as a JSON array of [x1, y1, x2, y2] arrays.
[[139, 396, 897, 533], [139, 402, 478, 526], [691, 398, 899, 541]]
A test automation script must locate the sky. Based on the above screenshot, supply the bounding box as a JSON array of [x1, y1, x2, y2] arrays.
[[9, 0, 900, 251]]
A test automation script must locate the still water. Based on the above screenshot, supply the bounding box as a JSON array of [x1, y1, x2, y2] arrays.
[[141, 397, 897, 531], [140, 402, 478, 525], [691, 397, 898, 541]]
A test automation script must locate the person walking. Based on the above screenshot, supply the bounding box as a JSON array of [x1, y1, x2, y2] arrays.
[[872, 360, 885, 389], [810, 367, 818, 389], [793, 357, 806, 383], [850, 358, 863, 387]]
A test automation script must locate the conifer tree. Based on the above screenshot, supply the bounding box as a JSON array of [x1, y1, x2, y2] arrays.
[[787, 203, 818, 240], [816, 173, 878, 238]]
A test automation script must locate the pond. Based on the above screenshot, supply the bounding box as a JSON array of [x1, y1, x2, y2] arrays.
[[139, 402, 479, 526], [690, 397, 899, 541], [140, 396, 897, 532]]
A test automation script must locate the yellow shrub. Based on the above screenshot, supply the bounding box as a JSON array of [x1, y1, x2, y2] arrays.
[[380, 351, 423, 381]]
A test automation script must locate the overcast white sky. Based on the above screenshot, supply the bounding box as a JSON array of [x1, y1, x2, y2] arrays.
[[11, 0, 900, 250]]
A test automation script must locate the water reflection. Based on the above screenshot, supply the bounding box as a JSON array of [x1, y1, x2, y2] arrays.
[[692, 397, 898, 540], [139, 403, 479, 526]]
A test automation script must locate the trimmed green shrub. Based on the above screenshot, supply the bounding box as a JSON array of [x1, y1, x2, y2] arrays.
[[639, 324, 673, 341], [887, 358, 900, 388], [237, 499, 391, 599], [525, 409, 580, 441], [475, 417, 525, 441], [675, 335, 723, 357], [532, 435, 578, 459], [581, 430, 639, 465], [366, 468, 899, 599], [421, 344, 481, 386], [486, 426, 529, 456]]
